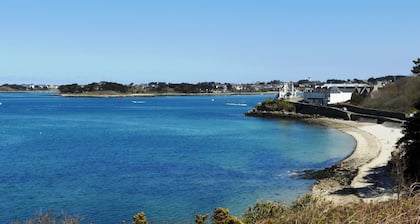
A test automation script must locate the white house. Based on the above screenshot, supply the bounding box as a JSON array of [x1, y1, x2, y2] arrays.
[[303, 83, 369, 106], [278, 82, 296, 99]]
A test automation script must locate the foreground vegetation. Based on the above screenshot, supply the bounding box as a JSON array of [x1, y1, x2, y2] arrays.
[[244, 194, 420, 224], [392, 99, 420, 188], [13, 193, 420, 223]]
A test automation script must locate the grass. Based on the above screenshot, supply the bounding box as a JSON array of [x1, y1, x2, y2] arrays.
[[11, 210, 84, 224], [360, 75, 420, 113], [242, 194, 420, 224], [12, 193, 420, 223], [256, 98, 295, 112]]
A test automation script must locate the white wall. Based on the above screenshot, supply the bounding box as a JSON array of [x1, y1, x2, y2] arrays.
[[328, 92, 352, 104]]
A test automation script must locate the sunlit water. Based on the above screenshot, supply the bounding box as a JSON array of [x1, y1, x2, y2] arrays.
[[0, 93, 355, 223]]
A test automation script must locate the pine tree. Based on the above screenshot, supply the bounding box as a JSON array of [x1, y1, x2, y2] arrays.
[[396, 99, 420, 185], [412, 58, 420, 75]]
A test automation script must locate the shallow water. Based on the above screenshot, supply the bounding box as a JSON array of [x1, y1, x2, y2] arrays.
[[0, 93, 355, 223]]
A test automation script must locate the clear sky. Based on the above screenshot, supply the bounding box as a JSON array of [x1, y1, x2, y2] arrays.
[[1, 0, 419, 84]]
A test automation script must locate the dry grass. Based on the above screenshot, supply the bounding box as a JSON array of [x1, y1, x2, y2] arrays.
[[11, 210, 84, 224], [361, 76, 420, 113], [12, 194, 420, 223], [246, 194, 420, 224]]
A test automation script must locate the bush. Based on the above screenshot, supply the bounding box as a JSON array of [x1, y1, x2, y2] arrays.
[[257, 98, 295, 112], [393, 98, 420, 188], [289, 194, 318, 212], [242, 201, 286, 224], [11, 210, 84, 224], [194, 214, 209, 224], [212, 208, 243, 224], [350, 92, 365, 105]]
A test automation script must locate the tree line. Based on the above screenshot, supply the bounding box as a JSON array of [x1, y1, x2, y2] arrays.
[[58, 82, 256, 94], [58, 82, 129, 94]]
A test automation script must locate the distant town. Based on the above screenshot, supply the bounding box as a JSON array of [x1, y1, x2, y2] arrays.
[[0, 76, 406, 100]]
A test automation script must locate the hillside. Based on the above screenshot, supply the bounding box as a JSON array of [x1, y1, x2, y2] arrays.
[[359, 75, 420, 113]]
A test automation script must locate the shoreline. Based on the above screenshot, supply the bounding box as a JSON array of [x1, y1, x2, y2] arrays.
[[59, 91, 278, 98], [306, 117, 403, 204]]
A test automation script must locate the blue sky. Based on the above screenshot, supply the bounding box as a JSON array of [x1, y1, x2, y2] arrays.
[[0, 0, 419, 84]]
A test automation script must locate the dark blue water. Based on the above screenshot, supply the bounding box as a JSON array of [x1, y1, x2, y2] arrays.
[[0, 93, 355, 223]]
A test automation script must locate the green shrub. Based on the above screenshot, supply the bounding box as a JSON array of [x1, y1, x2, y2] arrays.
[[257, 98, 295, 112], [290, 194, 318, 212], [242, 201, 286, 224], [212, 208, 243, 224], [394, 98, 420, 188], [350, 92, 365, 105]]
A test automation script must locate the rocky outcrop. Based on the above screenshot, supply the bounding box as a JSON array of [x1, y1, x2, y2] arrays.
[[245, 109, 315, 119]]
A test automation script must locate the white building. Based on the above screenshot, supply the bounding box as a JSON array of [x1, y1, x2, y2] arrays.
[[278, 82, 296, 99], [303, 83, 369, 106]]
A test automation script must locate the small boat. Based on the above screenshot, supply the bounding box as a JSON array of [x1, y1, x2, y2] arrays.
[[132, 101, 145, 104], [225, 103, 247, 107]]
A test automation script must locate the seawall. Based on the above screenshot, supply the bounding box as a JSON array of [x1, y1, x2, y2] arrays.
[[246, 101, 405, 125]]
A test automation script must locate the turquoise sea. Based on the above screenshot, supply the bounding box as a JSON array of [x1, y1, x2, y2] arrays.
[[0, 93, 355, 223]]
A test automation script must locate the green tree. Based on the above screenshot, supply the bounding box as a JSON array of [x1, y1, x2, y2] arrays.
[[58, 83, 83, 94], [395, 99, 420, 185], [412, 58, 420, 75]]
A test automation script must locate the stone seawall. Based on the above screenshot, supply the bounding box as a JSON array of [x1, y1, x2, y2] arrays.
[[330, 104, 406, 120], [246, 101, 405, 124]]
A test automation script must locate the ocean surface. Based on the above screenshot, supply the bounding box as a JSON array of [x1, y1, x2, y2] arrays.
[[0, 92, 355, 223]]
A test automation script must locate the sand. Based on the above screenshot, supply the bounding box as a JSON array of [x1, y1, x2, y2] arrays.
[[308, 118, 403, 204]]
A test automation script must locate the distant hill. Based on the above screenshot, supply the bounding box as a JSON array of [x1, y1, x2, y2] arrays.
[[360, 75, 420, 113], [0, 84, 27, 91]]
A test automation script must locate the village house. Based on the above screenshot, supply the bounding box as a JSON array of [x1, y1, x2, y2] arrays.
[[303, 83, 372, 106]]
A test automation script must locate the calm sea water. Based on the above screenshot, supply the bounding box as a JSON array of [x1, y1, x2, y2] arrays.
[[0, 92, 355, 223]]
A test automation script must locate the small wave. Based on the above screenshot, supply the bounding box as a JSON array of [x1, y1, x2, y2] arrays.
[[225, 103, 247, 106], [287, 170, 302, 177]]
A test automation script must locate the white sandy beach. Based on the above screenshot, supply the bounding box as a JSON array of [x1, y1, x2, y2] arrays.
[[310, 118, 403, 204]]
